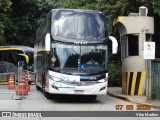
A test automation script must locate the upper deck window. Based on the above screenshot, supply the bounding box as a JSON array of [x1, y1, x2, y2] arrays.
[[51, 10, 108, 42]]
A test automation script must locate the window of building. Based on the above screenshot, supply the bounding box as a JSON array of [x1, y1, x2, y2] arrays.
[[121, 34, 139, 57]]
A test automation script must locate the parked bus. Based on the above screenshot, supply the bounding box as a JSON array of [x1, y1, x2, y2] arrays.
[[0, 45, 34, 84], [35, 9, 118, 100]]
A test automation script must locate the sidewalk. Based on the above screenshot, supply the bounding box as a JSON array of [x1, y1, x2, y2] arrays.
[[107, 87, 160, 109]]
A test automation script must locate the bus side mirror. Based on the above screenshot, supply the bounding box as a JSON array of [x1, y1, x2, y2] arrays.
[[109, 36, 118, 54], [45, 33, 51, 52], [18, 54, 29, 69], [18, 54, 29, 63]]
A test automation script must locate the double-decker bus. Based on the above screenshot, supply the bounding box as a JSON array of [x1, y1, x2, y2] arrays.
[[0, 45, 34, 84], [35, 9, 118, 100]]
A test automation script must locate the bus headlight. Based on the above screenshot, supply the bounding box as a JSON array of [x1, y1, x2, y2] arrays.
[[97, 78, 107, 83], [100, 86, 106, 91]]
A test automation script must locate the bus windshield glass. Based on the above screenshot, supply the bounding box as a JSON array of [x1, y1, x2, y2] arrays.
[[50, 42, 108, 75]]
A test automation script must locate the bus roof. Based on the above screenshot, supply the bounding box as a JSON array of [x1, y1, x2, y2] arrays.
[[0, 45, 34, 52], [51, 9, 103, 14]]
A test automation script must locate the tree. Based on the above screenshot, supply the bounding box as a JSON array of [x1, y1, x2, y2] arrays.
[[1, 0, 160, 57], [5, 0, 39, 47], [0, 0, 12, 45], [1, 0, 160, 87]]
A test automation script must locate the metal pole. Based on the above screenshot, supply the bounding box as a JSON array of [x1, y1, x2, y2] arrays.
[[17, 62, 23, 100], [148, 59, 152, 99], [147, 41, 153, 99], [143, 28, 152, 99]]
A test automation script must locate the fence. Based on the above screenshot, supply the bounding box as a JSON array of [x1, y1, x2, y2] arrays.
[[0, 72, 16, 100], [151, 59, 160, 99]]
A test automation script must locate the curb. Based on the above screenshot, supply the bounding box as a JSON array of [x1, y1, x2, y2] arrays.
[[107, 91, 160, 110], [107, 91, 130, 102]]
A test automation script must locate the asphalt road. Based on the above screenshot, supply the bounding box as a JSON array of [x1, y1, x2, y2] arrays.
[[0, 85, 159, 120], [0, 84, 138, 111]]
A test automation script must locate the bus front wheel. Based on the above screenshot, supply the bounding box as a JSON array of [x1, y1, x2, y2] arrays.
[[44, 90, 52, 99], [36, 84, 41, 91]]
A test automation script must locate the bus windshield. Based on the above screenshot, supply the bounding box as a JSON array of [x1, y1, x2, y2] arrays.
[[50, 42, 108, 75]]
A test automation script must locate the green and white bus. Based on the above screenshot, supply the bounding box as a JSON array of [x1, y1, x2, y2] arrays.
[[35, 9, 118, 100]]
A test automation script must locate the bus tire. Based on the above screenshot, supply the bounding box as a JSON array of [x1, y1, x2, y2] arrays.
[[35, 74, 41, 90], [44, 90, 52, 99], [36, 84, 41, 91]]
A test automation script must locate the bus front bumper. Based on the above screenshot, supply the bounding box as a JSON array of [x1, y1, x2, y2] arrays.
[[46, 79, 108, 95]]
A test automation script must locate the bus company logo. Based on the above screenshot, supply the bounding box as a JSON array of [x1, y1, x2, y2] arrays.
[[74, 41, 87, 45], [60, 74, 69, 81], [2, 112, 11, 117]]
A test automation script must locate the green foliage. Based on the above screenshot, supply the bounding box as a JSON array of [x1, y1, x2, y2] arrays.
[[3, 0, 43, 46], [0, 0, 159, 46], [0, 0, 160, 88], [108, 62, 122, 87], [0, 0, 12, 45], [151, 87, 160, 100], [61, 0, 98, 9]]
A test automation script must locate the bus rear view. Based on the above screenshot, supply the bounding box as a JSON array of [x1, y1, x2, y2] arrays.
[[35, 9, 118, 100]]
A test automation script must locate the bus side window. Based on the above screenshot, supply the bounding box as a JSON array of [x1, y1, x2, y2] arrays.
[[11, 50, 22, 66], [0, 51, 8, 61], [8, 51, 15, 64]]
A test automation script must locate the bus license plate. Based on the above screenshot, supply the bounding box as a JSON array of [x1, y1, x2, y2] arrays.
[[74, 90, 84, 94]]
